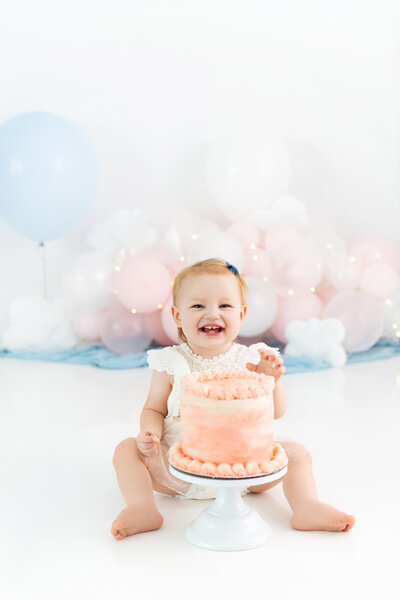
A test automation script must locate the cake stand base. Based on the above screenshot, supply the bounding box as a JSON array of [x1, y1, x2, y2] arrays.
[[169, 464, 287, 552]]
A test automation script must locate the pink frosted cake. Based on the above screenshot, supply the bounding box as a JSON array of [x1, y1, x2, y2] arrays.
[[169, 369, 288, 477]]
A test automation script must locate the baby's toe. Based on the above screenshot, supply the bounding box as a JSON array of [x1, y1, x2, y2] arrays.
[[341, 513, 356, 532], [111, 520, 127, 540]]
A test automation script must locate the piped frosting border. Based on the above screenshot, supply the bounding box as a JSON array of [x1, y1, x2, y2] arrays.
[[169, 442, 288, 477]]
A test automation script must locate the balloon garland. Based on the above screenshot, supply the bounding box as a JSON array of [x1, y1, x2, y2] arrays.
[[1, 125, 399, 362]]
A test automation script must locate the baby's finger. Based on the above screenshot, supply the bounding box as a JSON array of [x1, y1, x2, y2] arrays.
[[246, 362, 257, 371]]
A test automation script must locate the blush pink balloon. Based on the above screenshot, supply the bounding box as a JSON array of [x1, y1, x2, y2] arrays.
[[360, 263, 399, 299], [264, 226, 322, 296], [115, 256, 172, 313], [161, 300, 180, 344], [73, 308, 104, 341], [242, 247, 272, 279], [323, 291, 383, 352], [316, 284, 340, 305], [270, 292, 323, 343], [100, 305, 152, 354], [348, 235, 400, 273], [143, 310, 175, 346], [226, 222, 262, 248]]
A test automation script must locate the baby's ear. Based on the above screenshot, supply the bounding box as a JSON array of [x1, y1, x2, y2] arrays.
[[171, 305, 181, 326], [240, 304, 247, 321]]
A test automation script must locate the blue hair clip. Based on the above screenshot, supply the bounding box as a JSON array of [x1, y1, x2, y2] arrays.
[[225, 261, 239, 275]]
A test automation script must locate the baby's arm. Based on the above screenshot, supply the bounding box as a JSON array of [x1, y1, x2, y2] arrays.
[[273, 380, 287, 419], [246, 348, 287, 419], [137, 370, 172, 457]]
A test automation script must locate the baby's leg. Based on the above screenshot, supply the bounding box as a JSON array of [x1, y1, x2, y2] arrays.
[[111, 437, 174, 540], [282, 443, 356, 532]]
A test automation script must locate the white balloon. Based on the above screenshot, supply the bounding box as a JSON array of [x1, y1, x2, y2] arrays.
[[325, 256, 363, 292], [239, 277, 278, 337], [62, 252, 116, 309], [305, 221, 347, 275], [205, 131, 291, 221], [381, 282, 400, 339], [323, 291, 383, 352], [361, 263, 399, 299], [87, 209, 143, 256], [187, 230, 245, 271]]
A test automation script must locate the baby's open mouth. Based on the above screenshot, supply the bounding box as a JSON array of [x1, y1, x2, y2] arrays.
[[199, 325, 225, 335]]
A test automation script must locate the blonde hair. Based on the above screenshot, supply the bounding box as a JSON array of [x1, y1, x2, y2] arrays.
[[172, 258, 248, 343]]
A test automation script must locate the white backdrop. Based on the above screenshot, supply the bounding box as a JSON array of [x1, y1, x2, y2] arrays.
[[0, 0, 399, 335]]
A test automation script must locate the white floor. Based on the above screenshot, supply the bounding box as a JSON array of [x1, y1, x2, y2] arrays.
[[1, 354, 399, 600]]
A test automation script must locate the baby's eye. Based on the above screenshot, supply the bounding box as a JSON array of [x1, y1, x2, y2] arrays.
[[220, 304, 232, 308], [191, 304, 204, 309]]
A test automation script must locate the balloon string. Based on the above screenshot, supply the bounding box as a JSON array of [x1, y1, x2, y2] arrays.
[[38, 241, 48, 300]]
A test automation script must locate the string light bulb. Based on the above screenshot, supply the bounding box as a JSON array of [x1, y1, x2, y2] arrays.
[[158, 304, 164, 310], [131, 308, 137, 314], [288, 289, 294, 296]]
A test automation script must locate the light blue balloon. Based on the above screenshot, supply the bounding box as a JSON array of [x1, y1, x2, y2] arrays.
[[0, 111, 98, 241]]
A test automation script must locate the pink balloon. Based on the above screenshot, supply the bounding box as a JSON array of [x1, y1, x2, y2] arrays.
[[316, 284, 340, 305], [161, 300, 180, 344], [143, 310, 175, 346], [264, 226, 322, 296], [226, 222, 262, 248], [100, 305, 152, 354], [323, 291, 383, 352], [360, 263, 399, 299], [242, 247, 272, 279], [73, 308, 104, 341], [270, 292, 323, 343], [348, 235, 400, 274], [115, 257, 172, 313]]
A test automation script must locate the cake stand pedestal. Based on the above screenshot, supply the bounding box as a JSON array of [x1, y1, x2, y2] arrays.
[[169, 463, 287, 552]]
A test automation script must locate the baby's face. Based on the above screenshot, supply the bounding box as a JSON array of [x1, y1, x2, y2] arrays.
[[171, 273, 247, 352]]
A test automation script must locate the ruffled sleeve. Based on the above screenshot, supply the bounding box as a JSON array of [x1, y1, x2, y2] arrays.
[[147, 346, 191, 376], [245, 342, 281, 367], [147, 346, 191, 419]]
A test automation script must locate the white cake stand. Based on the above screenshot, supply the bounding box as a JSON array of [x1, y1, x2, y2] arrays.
[[169, 463, 288, 552]]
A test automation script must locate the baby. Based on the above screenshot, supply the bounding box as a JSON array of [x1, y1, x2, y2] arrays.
[[111, 258, 355, 539]]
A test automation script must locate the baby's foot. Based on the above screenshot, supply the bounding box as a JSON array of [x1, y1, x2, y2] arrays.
[[291, 500, 356, 532], [111, 504, 164, 540]]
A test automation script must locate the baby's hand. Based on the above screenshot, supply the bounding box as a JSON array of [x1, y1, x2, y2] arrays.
[[246, 349, 286, 382], [137, 431, 160, 457]]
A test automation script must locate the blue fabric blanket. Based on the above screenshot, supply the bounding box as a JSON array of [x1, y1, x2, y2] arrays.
[[1, 339, 399, 373]]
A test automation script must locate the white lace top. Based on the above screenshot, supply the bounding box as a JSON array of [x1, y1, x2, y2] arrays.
[[147, 342, 280, 446]]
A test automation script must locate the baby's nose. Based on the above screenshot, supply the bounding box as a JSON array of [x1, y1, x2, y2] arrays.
[[206, 306, 220, 319]]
